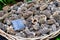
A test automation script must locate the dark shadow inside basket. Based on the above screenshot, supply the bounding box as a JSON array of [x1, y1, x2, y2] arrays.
[[0, 35, 8, 40]]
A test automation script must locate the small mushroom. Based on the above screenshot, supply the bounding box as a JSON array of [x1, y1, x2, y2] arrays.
[[4, 18, 11, 25], [16, 31, 26, 37], [41, 24, 49, 28], [32, 18, 38, 24], [32, 23, 40, 30], [24, 27, 31, 35], [53, 11, 59, 17], [27, 3, 34, 8], [42, 10, 51, 18], [34, 15, 39, 20], [39, 27, 50, 34], [3, 5, 10, 11], [24, 27, 35, 38], [7, 25, 16, 35], [39, 15, 47, 24], [13, 6, 19, 11], [51, 24, 57, 31], [55, 22, 59, 27], [0, 11, 5, 17], [46, 19, 56, 25], [0, 22, 6, 31], [35, 31, 41, 36], [40, 4, 48, 11], [22, 11, 33, 19], [27, 32, 35, 38]]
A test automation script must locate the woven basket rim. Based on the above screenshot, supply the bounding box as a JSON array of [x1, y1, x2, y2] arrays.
[[0, 29, 60, 40]]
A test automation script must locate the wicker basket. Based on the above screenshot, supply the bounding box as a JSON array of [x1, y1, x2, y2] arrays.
[[0, 2, 60, 40], [0, 29, 60, 40]]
